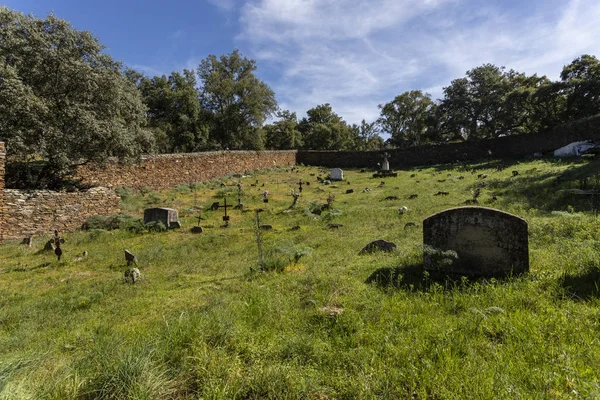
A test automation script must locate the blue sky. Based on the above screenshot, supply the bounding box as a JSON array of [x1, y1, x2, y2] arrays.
[[6, 0, 600, 125]]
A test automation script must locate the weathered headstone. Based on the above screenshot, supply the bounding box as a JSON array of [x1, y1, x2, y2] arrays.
[[330, 168, 344, 181], [423, 207, 528, 277], [143, 208, 180, 229], [124, 268, 141, 284], [125, 249, 137, 266], [382, 152, 390, 171]]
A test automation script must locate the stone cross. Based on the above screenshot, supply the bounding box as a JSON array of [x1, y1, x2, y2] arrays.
[[382, 152, 390, 171], [217, 198, 231, 226], [54, 230, 62, 261]]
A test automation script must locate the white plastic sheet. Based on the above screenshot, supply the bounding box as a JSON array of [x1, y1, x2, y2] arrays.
[[553, 141, 596, 157]]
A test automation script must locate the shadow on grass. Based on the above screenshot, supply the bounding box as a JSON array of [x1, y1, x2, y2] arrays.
[[366, 263, 518, 292], [561, 267, 600, 300]]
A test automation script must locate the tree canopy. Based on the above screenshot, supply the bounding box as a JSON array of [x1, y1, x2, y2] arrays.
[[0, 7, 153, 184]]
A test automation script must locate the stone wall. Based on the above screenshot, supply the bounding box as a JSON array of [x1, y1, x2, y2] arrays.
[[297, 115, 600, 168], [0, 143, 5, 241], [3, 187, 120, 241], [76, 150, 297, 190]]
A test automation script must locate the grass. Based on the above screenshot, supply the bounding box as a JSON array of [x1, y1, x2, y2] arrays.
[[2, 156, 600, 399]]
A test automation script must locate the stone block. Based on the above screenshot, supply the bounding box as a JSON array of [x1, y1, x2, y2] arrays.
[[423, 206, 528, 277]]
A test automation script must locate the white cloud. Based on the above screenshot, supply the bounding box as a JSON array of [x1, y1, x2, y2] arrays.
[[222, 0, 600, 125]]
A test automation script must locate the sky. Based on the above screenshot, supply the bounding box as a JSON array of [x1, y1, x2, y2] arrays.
[[5, 0, 600, 125]]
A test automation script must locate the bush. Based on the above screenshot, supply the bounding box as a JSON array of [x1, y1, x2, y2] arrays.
[[82, 213, 144, 231]]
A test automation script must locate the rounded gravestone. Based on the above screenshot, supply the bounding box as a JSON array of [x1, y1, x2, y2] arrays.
[[423, 207, 528, 277]]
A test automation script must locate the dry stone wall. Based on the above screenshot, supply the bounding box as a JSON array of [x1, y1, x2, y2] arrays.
[[3, 187, 120, 241], [76, 150, 297, 190], [0, 143, 5, 241]]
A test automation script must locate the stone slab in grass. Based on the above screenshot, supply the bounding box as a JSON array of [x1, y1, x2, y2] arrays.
[[423, 206, 528, 277], [143, 207, 180, 229]]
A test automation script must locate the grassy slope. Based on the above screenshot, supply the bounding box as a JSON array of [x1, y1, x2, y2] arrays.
[[1, 157, 600, 399]]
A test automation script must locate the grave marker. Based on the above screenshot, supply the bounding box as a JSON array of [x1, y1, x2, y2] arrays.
[[423, 206, 528, 277], [144, 208, 181, 229], [330, 168, 344, 181]]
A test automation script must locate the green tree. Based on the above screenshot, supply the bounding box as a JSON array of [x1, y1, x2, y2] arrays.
[[560, 54, 600, 120], [0, 8, 153, 184], [352, 120, 385, 150], [378, 90, 437, 147], [298, 104, 356, 150], [138, 70, 209, 153], [264, 110, 303, 149], [197, 50, 277, 150], [438, 64, 546, 141]]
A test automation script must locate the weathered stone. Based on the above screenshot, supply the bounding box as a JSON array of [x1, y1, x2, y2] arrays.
[[143, 207, 180, 229], [423, 206, 528, 277], [346, 189, 354, 194], [359, 239, 397, 255], [124, 249, 137, 266], [43, 240, 56, 251], [124, 268, 141, 284], [191, 226, 204, 234], [260, 224, 273, 230], [21, 237, 33, 246], [330, 168, 344, 181]]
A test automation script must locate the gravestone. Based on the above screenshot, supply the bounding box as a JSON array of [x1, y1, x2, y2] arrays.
[[382, 152, 390, 171], [143, 208, 180, 229], [423, 207, 528, 277], [330, 168, 344, 181]]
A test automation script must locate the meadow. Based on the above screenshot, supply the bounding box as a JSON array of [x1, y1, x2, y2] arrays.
[[1, 156, 600, 399]]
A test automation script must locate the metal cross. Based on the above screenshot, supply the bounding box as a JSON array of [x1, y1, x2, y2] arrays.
[[218, 198, 231, 224]]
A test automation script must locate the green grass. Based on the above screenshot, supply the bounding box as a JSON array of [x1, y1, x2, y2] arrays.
[[2, 157, 600, 399]]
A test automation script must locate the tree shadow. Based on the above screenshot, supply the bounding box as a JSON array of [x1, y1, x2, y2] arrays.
[[560, 267, 600, 300], [479, 158, 600, 212], [365, 263, 515, 292]]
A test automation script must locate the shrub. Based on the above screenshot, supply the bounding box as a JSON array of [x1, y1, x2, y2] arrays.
[[82, 213, 143, 231]]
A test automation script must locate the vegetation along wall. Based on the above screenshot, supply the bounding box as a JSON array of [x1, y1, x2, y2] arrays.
[[0, 142, 121, 241], [297, 115, 600, 168], [76, 150, 298, 190]]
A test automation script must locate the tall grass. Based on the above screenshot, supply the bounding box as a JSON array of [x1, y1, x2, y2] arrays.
[[1, 158, 600, 398]]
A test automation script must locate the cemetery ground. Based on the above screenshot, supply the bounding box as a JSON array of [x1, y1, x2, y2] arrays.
[[2, 157, 600, 399]]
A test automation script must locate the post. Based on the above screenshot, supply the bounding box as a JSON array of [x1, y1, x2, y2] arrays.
[[254, 210, 264, 270]]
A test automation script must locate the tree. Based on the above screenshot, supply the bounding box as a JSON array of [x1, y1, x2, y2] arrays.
[[0, 8, 153, 184], [264, 110, 303, 150], [197, 50, 277, 150], [298, 104, 356, 150], [438, 64, 545, 141], [378, 90, 436, 147], [138, 70, 209, 153], [560, 54, 600, 120], [352, 120, 384, 150]]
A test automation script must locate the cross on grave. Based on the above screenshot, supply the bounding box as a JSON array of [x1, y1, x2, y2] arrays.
[[54, 230, 63, 261], [298, 179, 303, 193], [217, 198, 232, 226], [262, 190, 269, 203], [237, 182, 242, 206]]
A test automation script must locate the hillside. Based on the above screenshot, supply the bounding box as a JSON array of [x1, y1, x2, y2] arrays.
[[1, 156, 600, 399]]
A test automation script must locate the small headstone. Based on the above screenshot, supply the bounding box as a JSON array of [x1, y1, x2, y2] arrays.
[[423, 207, 528, 277], [124, 250, 137, 266], [409, 194, 418, 199], [289, 225, 301, 231], [191, 226, 204, 234], [330, 168, 344, 181], [124, 268, 141, 284], [398, 206, 408, 214], [210, 202, 220, 211], [359, 240, 397, 255], [346, 189, 354, 194], [21, 237, 33, 247], [43, 240, 56, 251], [143, 208, 180, 229], [381, 152, 390, 171], [260, 224, 273, 231]]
